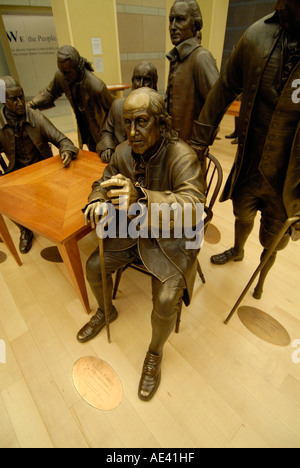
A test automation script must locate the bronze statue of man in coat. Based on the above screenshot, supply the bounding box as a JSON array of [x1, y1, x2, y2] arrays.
[[78, 88, 205, 401], [166, 0, 219, 143], [0, 76, 78, 253], [29, 45, 114, 153]]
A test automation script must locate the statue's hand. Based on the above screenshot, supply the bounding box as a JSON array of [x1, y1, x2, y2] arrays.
[[84, 201, 106, 229], [61, 151, 73, 168], [293, 213, 300, 232], [100, 149, 114, 163], [190, 144, 209, 160], [27, 100, 37, 109], [100, 174, 140, 209]]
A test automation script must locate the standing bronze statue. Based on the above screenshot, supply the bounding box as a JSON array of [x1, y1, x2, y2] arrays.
[[0, 76, 78, 253], [28, 45, 114, 152], [96, 61, 158, 163], [166, 0, 219, 143], [191, 0, 300, 299], [78, 88, 205, 401]]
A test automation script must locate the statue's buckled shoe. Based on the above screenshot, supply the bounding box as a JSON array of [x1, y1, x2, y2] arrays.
[[77, 307, 118, 343], [138, 352, 162, 402], [211, 248, 244, 265], [19, 230, 33, 254]]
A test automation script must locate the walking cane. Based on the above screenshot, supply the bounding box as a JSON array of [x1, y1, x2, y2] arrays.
[[98, 236, 111, 344], [224, 216, 300, 325]]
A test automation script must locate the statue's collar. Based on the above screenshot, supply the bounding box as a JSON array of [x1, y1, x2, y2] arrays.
[[0, 106, 34, 130], [167, 37, 200, 62]]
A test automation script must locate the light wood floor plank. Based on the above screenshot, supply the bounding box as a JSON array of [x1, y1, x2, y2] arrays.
[[11, 332, 89, 448], [0, 394, 20, 448], [1, 378, 54, 448]]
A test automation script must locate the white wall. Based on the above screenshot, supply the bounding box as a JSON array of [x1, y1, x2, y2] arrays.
[[2, 13, 59, 96]]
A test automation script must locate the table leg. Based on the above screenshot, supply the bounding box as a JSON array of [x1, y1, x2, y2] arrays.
[[57, 237, 90, 314], [0, 214, 22, 266]]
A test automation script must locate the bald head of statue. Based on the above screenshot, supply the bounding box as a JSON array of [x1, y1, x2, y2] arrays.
[[123, 88, 175, 156]]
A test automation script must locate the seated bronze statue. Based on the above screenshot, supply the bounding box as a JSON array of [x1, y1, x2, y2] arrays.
[[79, 88, 205, 401], [0, 76, 78, 253]]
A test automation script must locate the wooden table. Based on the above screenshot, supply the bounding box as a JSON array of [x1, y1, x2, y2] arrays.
[[107, 83, 131, 92], [0, 149, 106, 314], [226, 100, 241, 117], [107, 83, 131, 97]]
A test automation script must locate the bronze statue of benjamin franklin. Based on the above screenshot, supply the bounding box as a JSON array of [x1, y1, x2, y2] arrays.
[[78, 88, 205, 401]]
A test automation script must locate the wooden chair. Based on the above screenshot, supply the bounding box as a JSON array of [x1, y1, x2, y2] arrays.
[[0, 154, 7, 175], [112, 152, 223, 332], [195, 152, 223, 283]]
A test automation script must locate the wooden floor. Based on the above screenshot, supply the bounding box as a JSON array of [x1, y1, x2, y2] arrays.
[[0, 115, 300, 448]]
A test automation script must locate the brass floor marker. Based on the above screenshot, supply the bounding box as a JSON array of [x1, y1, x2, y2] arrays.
[[238, 306, 291, 347], [72, 356, 123, 411], [40, 246, 63, 263], [0, 251, 7, 263], [205, 223, 221, 244]]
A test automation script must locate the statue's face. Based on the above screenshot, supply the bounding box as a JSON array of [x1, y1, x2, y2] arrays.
[[123, 93, 161, 155], [5, 86, 26, 116], [169, 2, 195, 46], [132, 64, 156, 90], [58, 60, 79, 84]]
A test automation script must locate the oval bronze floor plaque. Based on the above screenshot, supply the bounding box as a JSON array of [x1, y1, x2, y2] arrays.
[[204, 223, 221, 245], [0, 251, 7, 263], [40, 246, 63, 263], [238, 306, 291, 347], [72, 356, 123, 411]]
